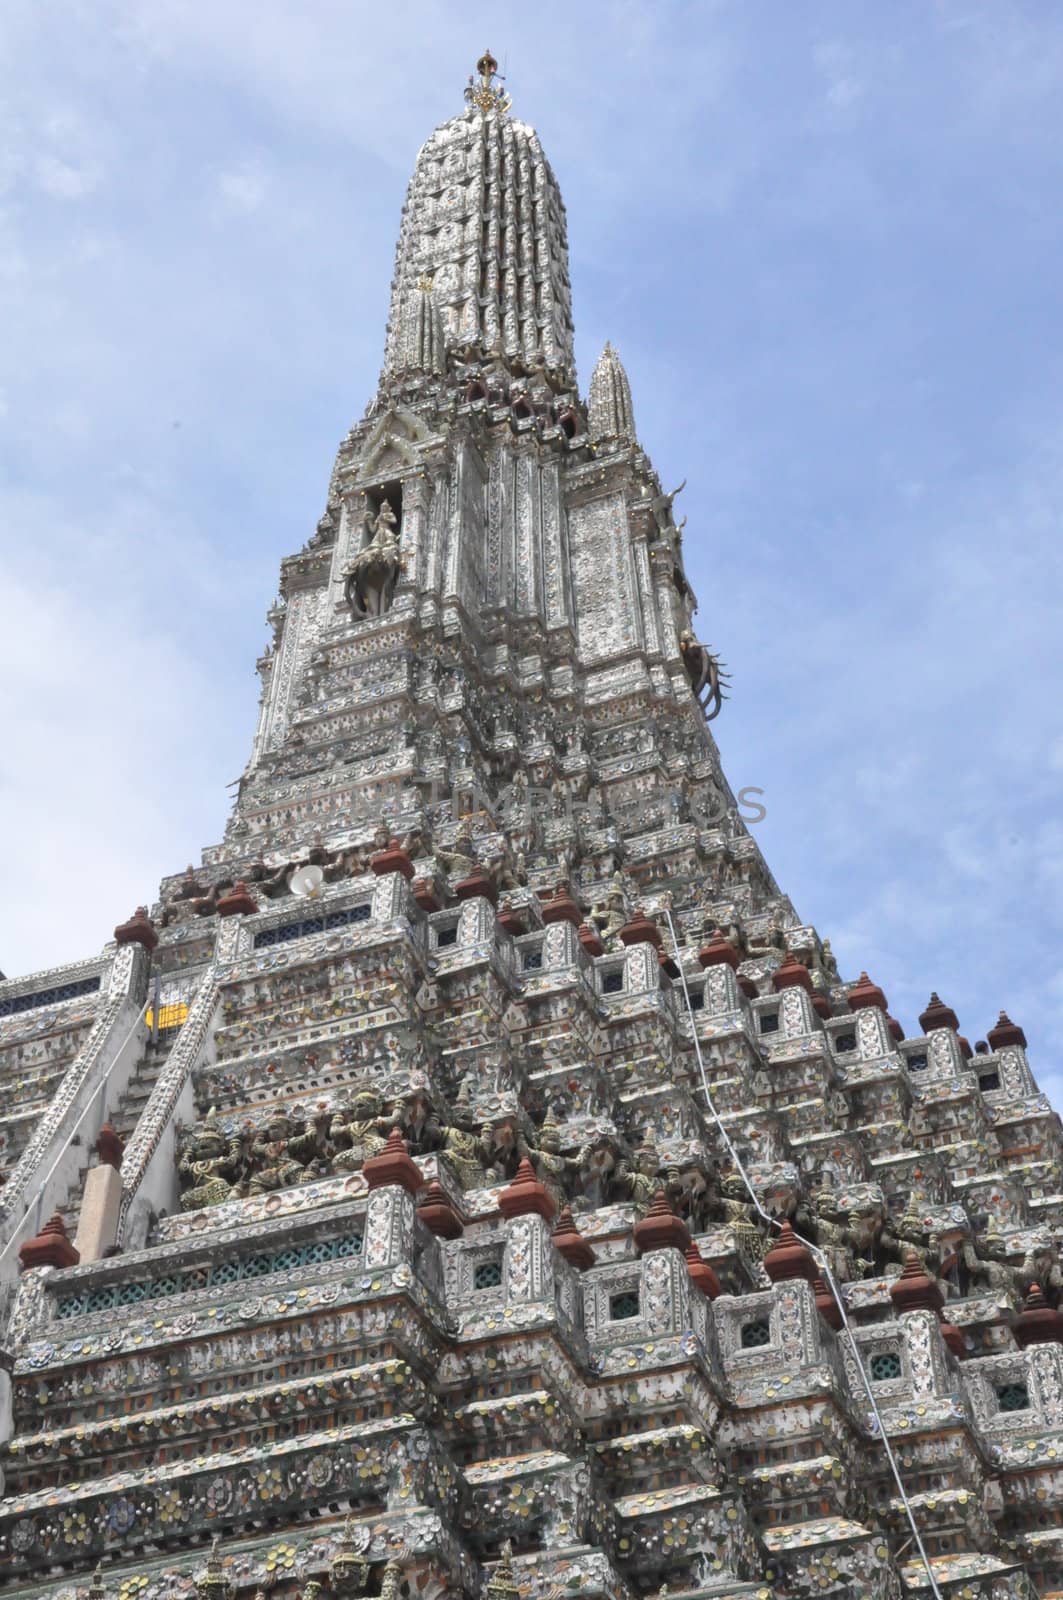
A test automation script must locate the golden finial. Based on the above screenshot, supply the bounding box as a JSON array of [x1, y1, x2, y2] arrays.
[[465, 48, 512, 116]]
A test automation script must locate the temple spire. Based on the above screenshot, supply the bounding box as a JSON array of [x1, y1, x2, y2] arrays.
[[588, 340, 636, 446], [465, 48, 512, 116]]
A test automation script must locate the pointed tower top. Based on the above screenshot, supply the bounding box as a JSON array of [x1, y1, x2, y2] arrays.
[[465, 49, 513, 116], [588, 341, 636, 446], [383, 54, 572, 384]]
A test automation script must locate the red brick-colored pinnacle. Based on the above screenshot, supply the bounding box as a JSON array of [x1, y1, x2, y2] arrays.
[[454, 870, 498, 906], [113, 906, 158, 954], [541, 883, 583, 928], [633, 1190, 690, 1256], [685, 1241, 721, 1299], [847, 971, 888, 1013], [889, 1251, 944, 1315], [552, 1205, 596, 1269], [498, 1158, 555, 1222], [772, 953, 813, 996], [919, 993, 959, 1034], [763, 1221, 817, 1285], [1013, 1283, 1063, 1348], [411, 876, 443, 913], [416, 1180, 463, 1238], [362, 1128, 423, 1196], [939, 1317, 966, 1359], [887, 1015, 905, 1043], [811, 993, 832, 1021], [496, 900, 527, 937], [814, 1275, 843, 1330], [578, 923, 605, 958], [987, 1011, 1027, 1051], [698, 931, 741, 970], [619, 909, 662, 950], [96, 1123, 124, 1171], [216, 881, 258, 918], [19, 1213, 79, 1272], [370, 839, 415, 880]]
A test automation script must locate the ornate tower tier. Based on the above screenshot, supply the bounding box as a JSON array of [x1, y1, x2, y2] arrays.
[[1, 53, 1060, 1600]]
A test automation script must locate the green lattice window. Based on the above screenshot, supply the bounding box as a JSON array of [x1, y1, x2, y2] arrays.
[[996, 1382, 1030, 1413], [473, 1259, 503, 1290], [870, 1351, 902, 1382], [56, 1230, 364, 1319], [741, 1319, 771, 1348], [609, 1290, 640, 1321]]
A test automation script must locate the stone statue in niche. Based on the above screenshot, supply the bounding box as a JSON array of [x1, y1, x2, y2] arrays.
[[344, 497, 402, 617]]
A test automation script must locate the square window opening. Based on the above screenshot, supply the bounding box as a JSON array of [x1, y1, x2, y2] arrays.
[[870, 1351, 902, 1382], [835, 1032, 857, 1054], [602, 971, 624, 995], [436, 925, 458, 949], [473, 1258, 503, 1291], [740, 1318, 771, 1349], [759, 1012, 780, 1035], [996, 1381, 1029, 1413], [609, 1290, 641, 1321]]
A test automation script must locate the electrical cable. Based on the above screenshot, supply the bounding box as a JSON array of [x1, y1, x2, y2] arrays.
[[662, 907, 944, 1600]]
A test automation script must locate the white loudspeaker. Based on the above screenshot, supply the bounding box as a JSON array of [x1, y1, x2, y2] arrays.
[[289, 864, 324, 899]]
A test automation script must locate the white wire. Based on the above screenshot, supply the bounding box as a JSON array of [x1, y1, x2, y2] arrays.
[[662, 908, 944, 1600]]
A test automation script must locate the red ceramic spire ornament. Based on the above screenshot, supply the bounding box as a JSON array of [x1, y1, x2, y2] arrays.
[[498, 1157, 555, 1221], [363, 1128, 423, 1196], [552, 1206, 596, 1269], [763, 1221, 817, 1285], [633, 1190, 691, 1255], [987, 1012, 1027, 1050], [918, 993, 959, 1034], [847, 971, 887, 1012]]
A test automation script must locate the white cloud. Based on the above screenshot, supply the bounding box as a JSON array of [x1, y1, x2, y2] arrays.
[[216, 161, 270, 214]]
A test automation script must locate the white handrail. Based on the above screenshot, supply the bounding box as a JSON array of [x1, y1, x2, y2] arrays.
[[0, 1001, 149, 1267], [662, 909, 944, 1600]]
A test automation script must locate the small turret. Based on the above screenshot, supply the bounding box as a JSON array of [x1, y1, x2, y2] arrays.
[[588, 341, 636, 446], [396, 278, 447, 377]]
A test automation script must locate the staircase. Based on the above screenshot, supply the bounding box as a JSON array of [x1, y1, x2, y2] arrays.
[[55, 1037, 175, 1236]]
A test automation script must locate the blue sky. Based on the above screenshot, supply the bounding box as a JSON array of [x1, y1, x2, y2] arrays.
[[2, 2, 1062, 1105]]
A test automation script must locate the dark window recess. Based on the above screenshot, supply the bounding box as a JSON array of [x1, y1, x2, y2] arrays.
[[610, 1291, 640, 1321], [436, 925, 459, 948], [907, 1053, 928, 1073], [602, 971, 624, 995], [979, 1072, 1001, 1093], [996, 1382, 1030, 1413], [740, 1319, 771, 1349], [473, 1260, 503, 1291], [835, 1032, 857, 1054], [253, 904, 371, 949], [870, 1351, 902, 1382], [0, 975, 101, 1018], [688, 989, 705, 1011], [759, 1012, 780, 1035], [56, 1232, 364, 1319], [522, 950, 543, 971]]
